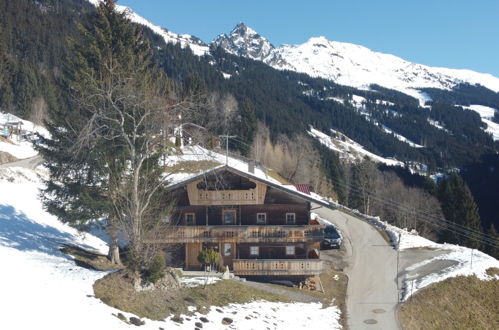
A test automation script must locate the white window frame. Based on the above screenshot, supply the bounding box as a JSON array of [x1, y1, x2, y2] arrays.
[[256, 213, 266, 224], [249, 246, 259, 256], [223, 209, 237, 225], [286, 246, 295, 256], [185, 212, 195, 225], [286, 213, 296, 225]]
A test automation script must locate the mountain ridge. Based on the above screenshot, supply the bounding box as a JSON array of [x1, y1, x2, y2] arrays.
[[87, 0, 499, 102]]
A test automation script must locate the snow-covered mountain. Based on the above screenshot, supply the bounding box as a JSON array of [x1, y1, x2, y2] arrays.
[[87, 0, 209, 56], [213, 23, 499, 102], [212, 23, 274, 61], [87, 1, 499, 102]]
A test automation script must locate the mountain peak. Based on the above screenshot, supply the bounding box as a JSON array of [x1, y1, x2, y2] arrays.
[[212, 23, 274, 61], [230, 22, 258, 37]]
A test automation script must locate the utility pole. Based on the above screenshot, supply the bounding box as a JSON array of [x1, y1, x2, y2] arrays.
[[219, 134, 236, 165], [470, 248, 474, 271]]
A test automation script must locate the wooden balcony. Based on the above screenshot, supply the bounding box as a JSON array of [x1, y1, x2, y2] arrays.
[[232, 259, 323, 276], [151, 225, 325, 244], [186, 179, 267, 205]]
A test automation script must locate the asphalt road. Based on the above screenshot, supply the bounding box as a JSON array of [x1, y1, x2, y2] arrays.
[[315, 206, 401, 330]]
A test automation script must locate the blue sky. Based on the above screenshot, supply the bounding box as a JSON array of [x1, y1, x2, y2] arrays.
[[119, 0, 499, 77]]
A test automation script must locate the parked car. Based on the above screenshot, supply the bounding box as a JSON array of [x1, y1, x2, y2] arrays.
[[321, 224, 342, 249]]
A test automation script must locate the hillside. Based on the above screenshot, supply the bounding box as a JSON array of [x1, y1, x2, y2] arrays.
[[1, 0, 497, 248]]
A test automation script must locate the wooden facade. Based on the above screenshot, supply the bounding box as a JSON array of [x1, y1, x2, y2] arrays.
[[164, 167, 325, 278]]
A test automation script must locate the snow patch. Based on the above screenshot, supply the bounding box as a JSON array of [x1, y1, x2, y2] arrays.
[[309, 126, 404, 166], [461, 104, 499, 141]]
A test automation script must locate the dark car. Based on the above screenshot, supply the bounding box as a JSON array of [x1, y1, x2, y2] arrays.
[[321, 224, 342, 249]]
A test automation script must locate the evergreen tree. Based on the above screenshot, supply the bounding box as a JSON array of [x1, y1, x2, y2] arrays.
[[238, 98, 257, 155], [438, 173, 483, 249], [36, 0, 175, 271]]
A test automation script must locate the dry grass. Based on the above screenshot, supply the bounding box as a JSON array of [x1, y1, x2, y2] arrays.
[[266, 169, 291, 184], [319, 269, 348, 327], [0, 151, 18, 165], [399, 269, 499, 330], [94, 271, 289, 321], [60, 244, 123, 271], [165, 160, 221, 174]]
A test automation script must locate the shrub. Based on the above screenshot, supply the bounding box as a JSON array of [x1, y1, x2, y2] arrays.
[[197, 249, 221, 271], [147, 254, 166, 284]]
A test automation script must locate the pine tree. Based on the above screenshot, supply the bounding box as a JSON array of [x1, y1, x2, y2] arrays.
[[36, 0, 176, 270], [438, 173, 483, 249], [238, 98, 256, 155]]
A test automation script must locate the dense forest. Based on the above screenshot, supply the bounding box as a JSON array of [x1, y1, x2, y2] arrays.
[[0, 0, 497, 255]]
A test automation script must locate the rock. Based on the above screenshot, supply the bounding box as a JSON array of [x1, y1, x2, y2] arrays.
[[216, 308, 223, 313], [171, 316, 184, 324], [199, 317, 209, 323], [221, 317, 233, 325], [195, 322, 203, 328], [116, 313, 127, 322], [129, 317, 145, 326]]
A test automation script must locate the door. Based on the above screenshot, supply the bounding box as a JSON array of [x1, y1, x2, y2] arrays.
[[221, 242, 234, 269]]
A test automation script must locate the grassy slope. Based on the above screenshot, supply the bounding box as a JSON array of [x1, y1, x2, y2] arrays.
[[399, 269, 499, 330], [93, 271, 290, 320]]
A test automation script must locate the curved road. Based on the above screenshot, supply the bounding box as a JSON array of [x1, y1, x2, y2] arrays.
[[315, 206, 400, 330]]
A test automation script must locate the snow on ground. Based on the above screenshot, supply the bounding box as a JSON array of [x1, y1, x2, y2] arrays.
[[164, 301, 341, 330], [351, 95, 366, 109], [166, 145, 282, 186], [179, 276, 220, 288], [0, 112, 48, 159], [0, 149, 341, 329], [353, 211, 499, 301], [380, 124, 424, 148], [309, 126, 404, 166], [461, 104, 499, 141], [427, 118, 449, 132]]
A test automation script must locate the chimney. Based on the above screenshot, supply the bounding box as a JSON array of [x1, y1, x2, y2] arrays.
[[248, 160, 255, 174]]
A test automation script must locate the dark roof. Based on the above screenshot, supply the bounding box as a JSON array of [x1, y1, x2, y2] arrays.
[[167, 165, 335, 210]]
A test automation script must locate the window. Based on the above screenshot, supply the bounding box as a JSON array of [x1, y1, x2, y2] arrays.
[[256, 213, 266, 224], [223, 209, 236, 224], [224, 243, 232, 256], [286, 213, 296, 224], [250, 246, 259, 256], [286, 246, 295, 255], [185, 213, 195, 225]]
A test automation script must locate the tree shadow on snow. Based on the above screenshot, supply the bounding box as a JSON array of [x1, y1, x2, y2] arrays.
[[0, 205, 90, 257]]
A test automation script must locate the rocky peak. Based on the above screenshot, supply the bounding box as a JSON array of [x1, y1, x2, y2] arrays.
[[211, 22, 274, 61]]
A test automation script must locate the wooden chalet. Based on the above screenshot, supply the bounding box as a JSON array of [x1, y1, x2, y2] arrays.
[[162, 165, 328, 279]]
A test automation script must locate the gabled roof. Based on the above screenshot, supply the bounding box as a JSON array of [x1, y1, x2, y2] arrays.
[[167, 164, 336, 209]]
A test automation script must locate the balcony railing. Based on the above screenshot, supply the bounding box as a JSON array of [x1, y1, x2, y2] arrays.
[[232, 259, 323, 276], [150, 225, 325, 243]]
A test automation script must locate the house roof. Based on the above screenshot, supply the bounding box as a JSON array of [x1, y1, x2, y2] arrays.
[[166, 164, 336, 209], [293, 184, 311, 195]]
